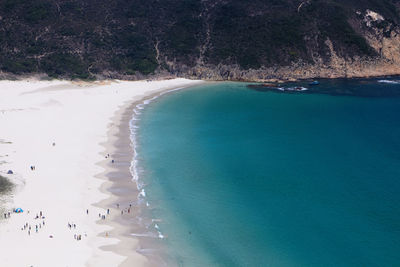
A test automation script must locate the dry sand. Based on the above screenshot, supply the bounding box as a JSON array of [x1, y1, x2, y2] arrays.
[[0, 78, 203, 267]]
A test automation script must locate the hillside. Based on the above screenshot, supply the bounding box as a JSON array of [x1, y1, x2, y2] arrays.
[[1, 0, 400, 81]]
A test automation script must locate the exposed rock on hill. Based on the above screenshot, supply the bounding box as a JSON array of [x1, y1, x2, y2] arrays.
[[1, 0, 400, 81]]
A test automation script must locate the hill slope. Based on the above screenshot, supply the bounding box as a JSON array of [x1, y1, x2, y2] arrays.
[[1, 0, 400, 80]]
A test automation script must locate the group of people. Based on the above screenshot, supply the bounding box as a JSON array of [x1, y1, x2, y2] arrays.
[[98, 203, 133, 219], [74, 234, 83, 240], [35, 211, 45, 219], [105, 153, 115, 163], [22, 221, 45, 235], [119, 204, 133, 216], [68, 220, 86, 241], [21, 211, 46, 236], [67, 222, 76, 229], [120, 208, 131, 215]]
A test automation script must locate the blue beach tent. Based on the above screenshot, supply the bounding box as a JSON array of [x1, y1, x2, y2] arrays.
[[7, 170, 13, 174], [15, 208, 23, 213]]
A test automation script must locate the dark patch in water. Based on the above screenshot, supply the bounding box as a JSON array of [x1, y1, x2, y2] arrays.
[[248, 78, 400, 98]]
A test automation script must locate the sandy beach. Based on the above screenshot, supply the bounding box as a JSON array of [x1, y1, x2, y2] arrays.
[[0, 78, 203, 267]]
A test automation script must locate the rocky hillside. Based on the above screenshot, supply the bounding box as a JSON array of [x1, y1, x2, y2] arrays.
[[0, 0, 400, 81]]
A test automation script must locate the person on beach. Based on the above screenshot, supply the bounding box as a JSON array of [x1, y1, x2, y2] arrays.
[[86, 209, 89, 215], [107, 209, 110, 214]]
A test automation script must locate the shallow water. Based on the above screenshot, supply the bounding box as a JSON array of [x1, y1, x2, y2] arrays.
[[135, 80, 400, 266]]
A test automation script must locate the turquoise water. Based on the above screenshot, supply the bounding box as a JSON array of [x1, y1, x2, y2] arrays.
[[136, 80, 400, 266]]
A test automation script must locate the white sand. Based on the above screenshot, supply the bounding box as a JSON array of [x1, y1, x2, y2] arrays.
[[0, 78, 203, 267]]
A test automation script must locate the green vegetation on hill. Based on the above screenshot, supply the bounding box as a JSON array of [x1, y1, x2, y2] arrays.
[[0, 0, 399, 78]]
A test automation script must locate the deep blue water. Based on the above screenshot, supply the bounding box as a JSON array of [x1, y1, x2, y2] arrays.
[[136, 80, 400, 266]]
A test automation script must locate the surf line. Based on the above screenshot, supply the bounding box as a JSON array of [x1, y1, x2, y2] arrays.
[[128, 86, 185, 239]]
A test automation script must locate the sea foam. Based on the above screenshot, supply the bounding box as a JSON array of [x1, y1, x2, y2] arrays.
[[378, 80, 400, 84], [128, 86, 186, 243]]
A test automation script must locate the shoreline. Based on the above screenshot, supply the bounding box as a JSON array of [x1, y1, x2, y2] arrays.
[[94, 84, 205, 266], [0, 78, 203, 266], [1, 72, 400, 85]]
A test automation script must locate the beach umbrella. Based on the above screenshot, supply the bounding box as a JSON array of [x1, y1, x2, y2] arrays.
[[15, 208, 23, 213]]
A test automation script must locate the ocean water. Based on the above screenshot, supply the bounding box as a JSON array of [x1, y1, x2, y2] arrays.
[[134, 79, 400, 266]]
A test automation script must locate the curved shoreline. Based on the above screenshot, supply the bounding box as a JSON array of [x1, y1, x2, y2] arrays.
[[92, 82, 206, 266], [0, 79, 203, 267]]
